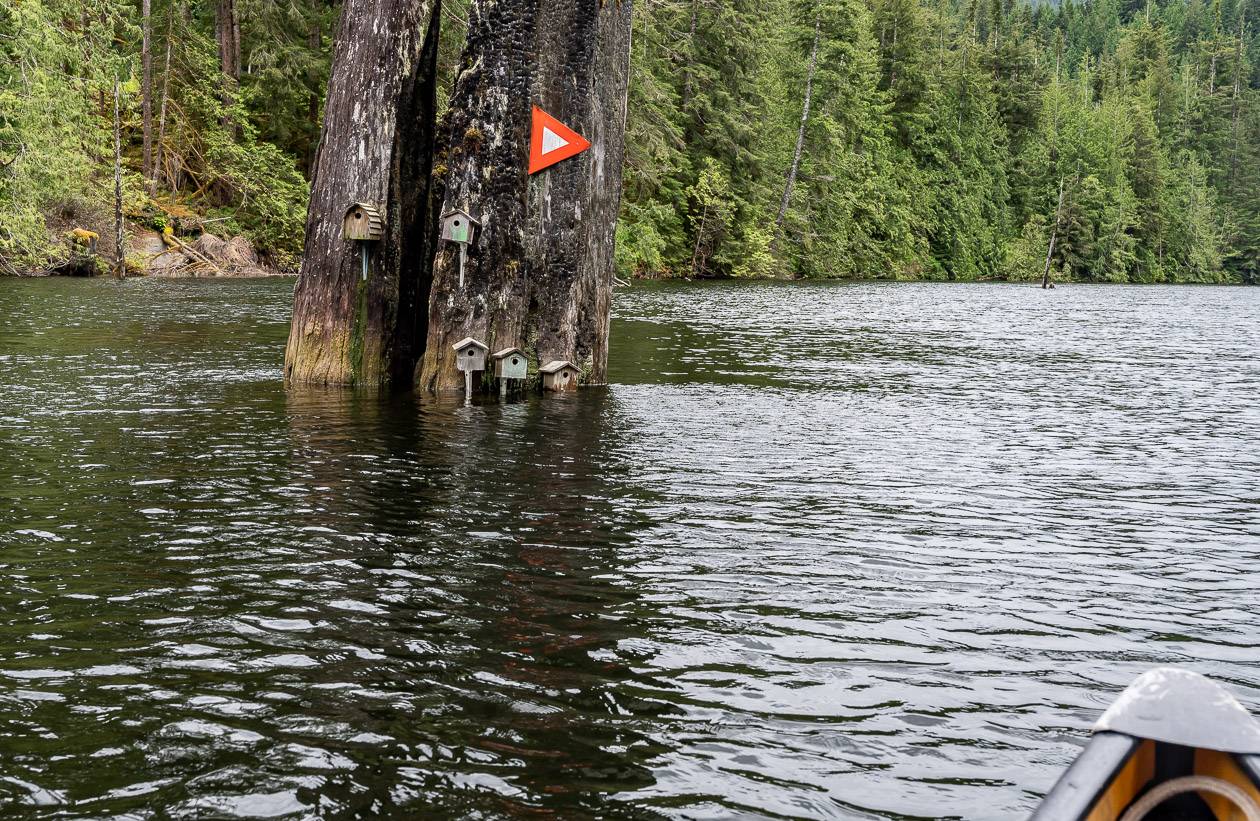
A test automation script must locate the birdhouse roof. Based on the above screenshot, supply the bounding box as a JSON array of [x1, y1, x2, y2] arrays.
[[453, 337, 489, 352], [539, 360, 576, 374], [346, 201, 383, 217], [441, 209, 480, 225], [492, 347, 525, 360]]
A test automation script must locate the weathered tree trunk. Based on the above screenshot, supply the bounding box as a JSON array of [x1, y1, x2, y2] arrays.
[[285, 0, 442, 387], [155, 9, 174, 189], [689, 201, 710, 277], [1229, 12, 1244, 191], [216, 0, 240, 82], [216, 0, 241, 131], [306, 20, 321, 176], [1042, 177, 1066, 290], [682, 0, 697, 109], [113, 76, 125, 280], [415, 0, 633, 392], [776, 15, 820, 235], [141, 0, 153, 186]]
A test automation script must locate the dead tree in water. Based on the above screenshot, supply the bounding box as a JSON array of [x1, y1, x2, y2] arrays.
[[285, 0, 441, 386], [415, 0, 633, 392]]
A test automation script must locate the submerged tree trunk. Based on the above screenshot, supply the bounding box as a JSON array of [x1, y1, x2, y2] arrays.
[[776, 15, 820, 236], [285, 0, 442, 387], [416, 0, 633, 392]]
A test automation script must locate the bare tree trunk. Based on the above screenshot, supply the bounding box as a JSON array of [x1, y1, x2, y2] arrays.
[[682, 0, 697, 109], [1229, 12, 1244, 191], [216, 0, 241, 129], [113, 77, 126, 280], [216, 0, 240, 81], [1209, 45, 1217, 95], [286, 0, 442, 387], [142, 0, 153, 187], [890, 15, 899, 87], [156, 8, 174, 190], [416, 0, 633, 392], [306, 20, 321, 176], [1042, 177, 1066, 290], [776, 16, 820, 235], [690, 202, 709, 277]]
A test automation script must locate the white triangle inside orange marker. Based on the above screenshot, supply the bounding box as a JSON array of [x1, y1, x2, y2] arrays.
[[541, 126, 569, 155], [530, 107, 590, 174]]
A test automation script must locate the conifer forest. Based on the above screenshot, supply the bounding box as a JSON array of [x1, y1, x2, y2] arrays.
[[2, 0, 1258, 284]]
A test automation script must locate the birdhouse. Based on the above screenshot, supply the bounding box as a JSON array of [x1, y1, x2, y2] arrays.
[[493, 348, 528, 381], [453, 337, 489, 373], [344, 202, 384, 241], [540, 360, 579, 392], [441, 210, 479, 245]]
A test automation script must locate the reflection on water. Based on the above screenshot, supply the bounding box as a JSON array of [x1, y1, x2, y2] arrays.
[[1, 277, 1259, 818]]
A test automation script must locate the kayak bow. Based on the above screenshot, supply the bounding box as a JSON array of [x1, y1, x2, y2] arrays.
[[1032, 668, 1260, 820]]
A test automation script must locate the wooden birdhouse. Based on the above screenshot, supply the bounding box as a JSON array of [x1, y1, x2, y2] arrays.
[[493, 348, 528, 381], [540, 360, 579, 392], [453, 337, 489, 373], [441, 210, 479, 245], [343, 202, 384, 241]]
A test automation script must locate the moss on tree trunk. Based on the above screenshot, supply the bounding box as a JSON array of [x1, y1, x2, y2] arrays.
[[416, 0, 632, 392], [285, 0, 441, 387]]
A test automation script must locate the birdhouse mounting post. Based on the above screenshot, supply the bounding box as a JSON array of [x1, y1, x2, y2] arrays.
[[360, 243, 369, 282], [440, 210, 479, 291]]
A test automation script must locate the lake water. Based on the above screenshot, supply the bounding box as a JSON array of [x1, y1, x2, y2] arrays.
[[2, 277, 1259, 819]]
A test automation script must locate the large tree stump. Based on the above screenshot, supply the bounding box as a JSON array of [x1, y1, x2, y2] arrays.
[[415, 0, 633, 392], [285, 0, 441, 387]]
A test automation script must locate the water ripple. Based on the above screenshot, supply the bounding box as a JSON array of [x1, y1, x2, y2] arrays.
[[0, 278, 1258, 817]]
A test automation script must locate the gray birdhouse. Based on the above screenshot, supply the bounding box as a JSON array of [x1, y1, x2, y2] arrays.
[[441, 210, 479, 245], [453, 337, 489, 373], [493, 348, 528, 381], [540, 360, 579, 392], [344, 202, 384, 241]]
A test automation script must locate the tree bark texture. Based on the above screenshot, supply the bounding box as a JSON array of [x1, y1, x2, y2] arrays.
[[415, 0, 633, 392], [285, 0, 442, 387]]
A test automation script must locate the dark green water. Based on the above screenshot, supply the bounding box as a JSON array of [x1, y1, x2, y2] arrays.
[[2, 277, 1259, 819]]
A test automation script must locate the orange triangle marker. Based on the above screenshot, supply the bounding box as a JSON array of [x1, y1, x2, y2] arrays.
[[529, 106, 590, 174]]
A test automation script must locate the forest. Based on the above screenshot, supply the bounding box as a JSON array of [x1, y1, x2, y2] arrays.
[[1, 0, 1257, 284]]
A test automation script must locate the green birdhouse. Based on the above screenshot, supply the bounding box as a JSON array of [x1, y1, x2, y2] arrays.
[[441, 210, 479, 245]]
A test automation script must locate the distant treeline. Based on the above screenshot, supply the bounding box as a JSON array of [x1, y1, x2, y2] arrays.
[[2, 0, 1257, 282], [622, 0, 1260, 283]]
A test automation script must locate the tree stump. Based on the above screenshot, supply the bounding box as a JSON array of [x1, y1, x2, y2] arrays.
[[415, 0, 633, 392], [285, 0, 441, 387]]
